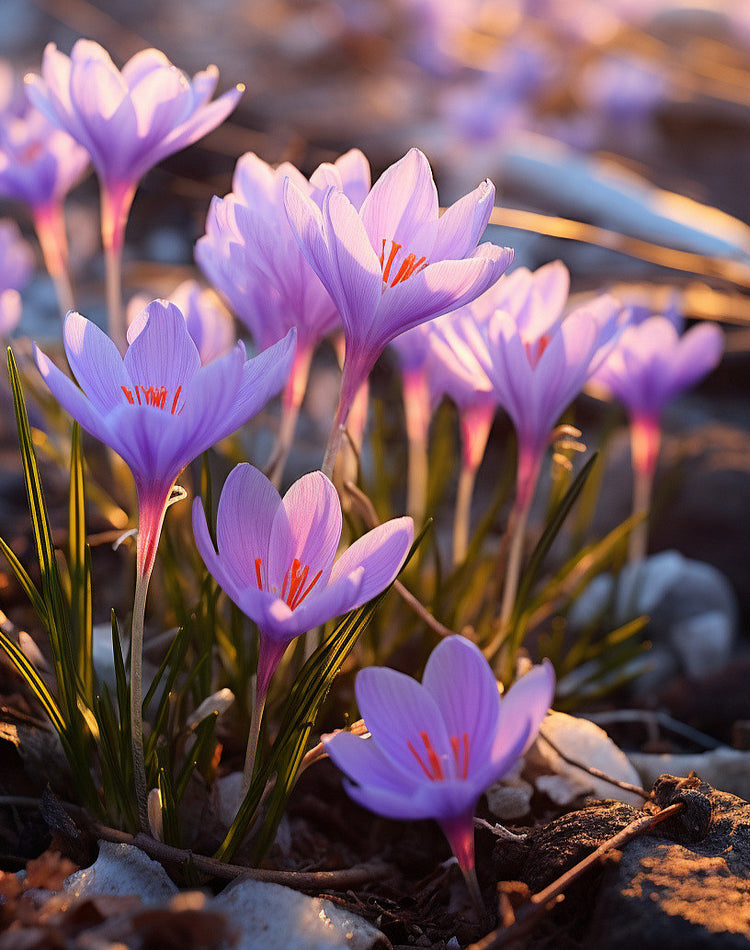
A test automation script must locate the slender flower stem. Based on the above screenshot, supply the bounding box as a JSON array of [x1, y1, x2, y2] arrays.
[[453, 404, 495, 566], [453, 463, 478, 567], [130, 566, 151, 833], [241, 683, 267, 796], [628, 414, 661, 564], [268, 342, 314, 487], [32, 204, 75, 320], [462, 865, 486, 921], [321, 395, 349, 480], [402, 368, 431, 525], [499, 442, 541, 628], [101, 180, 136, 353]]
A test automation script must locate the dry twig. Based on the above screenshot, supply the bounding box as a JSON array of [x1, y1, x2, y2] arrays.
[[467, 802, 684, 949], [537, 729, 651, 801]]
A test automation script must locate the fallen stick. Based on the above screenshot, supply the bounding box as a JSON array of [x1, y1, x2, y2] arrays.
[[537, 729, 651, 801], [468, 801, 684, 949]]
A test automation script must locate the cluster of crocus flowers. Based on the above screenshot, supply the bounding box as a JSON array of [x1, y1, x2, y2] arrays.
[[196, 148, 371, 484], [193, 463, 414, 791], [0, 95, 89, 316], [127, 279, 235, 366], [33, 301, 296, 828], [325, 635, 554, 910], [0, 219, 34, 336], [283, 146, 514, 477], [26, 40, 243, 348], [591, 308, 723, 561]]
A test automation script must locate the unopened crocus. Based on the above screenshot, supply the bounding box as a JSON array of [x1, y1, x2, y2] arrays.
[[193, 463, 413, 791], [197, 149, 371, 485], [284, 146, 514, 476], [0, 219, 34, 336], [33, 301, 296, 829], [592, 313, 723, 561], [127, 279, 235, 365], [26, 40, 243, 348], [0, 101, 89, 316], [325, 635, 554, 910], [466, 263, 623, 625]]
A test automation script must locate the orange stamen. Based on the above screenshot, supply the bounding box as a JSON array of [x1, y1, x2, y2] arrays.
[[380, 239, 401, 284], [254, 558, 263, 590], [449, 732, 470, 778], [171, 385, 182, 414], [407, 739, 434, 779], [121, 385, 134, 404], [390, 253, 426, 287], [420, 731, 444, 780]]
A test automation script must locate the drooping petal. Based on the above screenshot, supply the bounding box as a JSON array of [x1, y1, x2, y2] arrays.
[[33, 344, 113, 446], [355, 667, 455, 780], [422, 636, 501, 771], [62, 311, 131, 414]]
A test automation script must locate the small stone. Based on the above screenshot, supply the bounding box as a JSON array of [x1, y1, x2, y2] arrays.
[[64, 841, 177, 906]]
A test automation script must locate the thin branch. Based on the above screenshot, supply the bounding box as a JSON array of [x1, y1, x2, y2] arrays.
[[343, 481, 458, 639], [467, 802, 683, 950], [537, 729, 651, 801], [92, 823, 392, 889]]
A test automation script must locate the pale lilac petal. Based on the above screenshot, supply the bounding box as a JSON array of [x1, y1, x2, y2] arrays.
[[343, 776, 463, 822], [355, 667, 455, 780], [327, 517, 413, 603], [219, 328, 297, 435], [334, 147, 371, 210], [124, 300, 201, 392], [62, 311, 131, 413], [422, 636, 501, 769], [665, 321, 723, 401], [151, 84, 242, 168], [430, 179, 495, 261], [215, 464, 282, 587], [324, 732, 420, 794], [284, 570, 363, 635], [379, 246, 513, 350], [496, 659, 555, 757], [120, 47, 172, 84], [280, 471, 342, 581], [33, 345, 113, 445], [360, 147, 438, 250]]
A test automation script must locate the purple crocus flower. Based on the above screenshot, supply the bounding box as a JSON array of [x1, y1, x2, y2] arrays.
[[34, 302, 295, 578], [284, 147, 513, 476], [26, 40, 243, 346], [127, 279, 235, 366], [592, 313, 723, 561], [193, 463, 413, 791], [193, 464, 413, 702], [197, 148, 371, 483], [0, 102, 88, 312], [325, 635, 554, 898]]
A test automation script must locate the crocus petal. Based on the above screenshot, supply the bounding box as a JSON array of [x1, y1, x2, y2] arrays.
[[360, 147, 438, 251], [33, 344, 114, 445], [355, 667, 455, 780], [496, 659, 555, 757], [278, 471, 343, 583], [62, 311, 132, 414], [430, 179, 495, 261], [150, 84, 243, 170], [283, 569, 364, 636], [666, 321, 724, 401], [124, 299, 201, 392], [334, 147, 371, 210], [422, 636, 501, 769], [327, 517, 414, 604], [325, 731, 420, 794], [215, 463, 282, 587], [378, 246, 513, 349]]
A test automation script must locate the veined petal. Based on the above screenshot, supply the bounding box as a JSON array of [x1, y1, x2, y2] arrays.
[[279, 471, 342, 584], [33, 345, 112, 446], [422, 636, 501, 771], [149, 84, 242, 170], [283, 569, 363, 635], [325, 732, 420, 795], [496, 659, 555, 757], [360, 148, 438, 251], [121, 47, 173, 85], [343, 776, 462, 822], [355, 667, 455, 780], [62, 311, 131, 414], [328, 516, 413, 604], [334, 148, 371, 210], [430, 179, 495, 261], [215, 464, 281, 587], [377, 246, 513, 350], [124, 299, 201, 392]]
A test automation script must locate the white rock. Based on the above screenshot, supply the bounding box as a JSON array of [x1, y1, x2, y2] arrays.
[[668, 610, 734, 678], [534, 711, 644, 807], [64, 841, 178, 905], [486, 779, 534, 820], [214, 878, 391, 950]]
